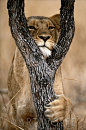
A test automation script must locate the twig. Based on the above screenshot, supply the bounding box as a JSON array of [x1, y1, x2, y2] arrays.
[[2, 88, 22, 111], [63, 78, 84, 83], [0, 117, 24, 130], [0, 90, 8, 114]]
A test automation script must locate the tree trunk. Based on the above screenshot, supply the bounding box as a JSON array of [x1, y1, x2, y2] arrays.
[[7, 0, 75, 129]]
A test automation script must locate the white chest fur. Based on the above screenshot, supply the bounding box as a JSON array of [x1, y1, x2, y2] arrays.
[[39, 47, 51, 58]]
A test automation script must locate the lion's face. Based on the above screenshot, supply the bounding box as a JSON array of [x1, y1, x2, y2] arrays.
[[27, 14, 60, 58]]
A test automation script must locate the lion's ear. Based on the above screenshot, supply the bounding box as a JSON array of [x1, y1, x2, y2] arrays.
[[49, 14, 60, 32]]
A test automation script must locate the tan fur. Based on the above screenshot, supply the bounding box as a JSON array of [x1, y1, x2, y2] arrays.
[[7, 14, 86, 130]]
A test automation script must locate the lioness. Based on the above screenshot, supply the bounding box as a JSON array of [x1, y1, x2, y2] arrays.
[[8, 14, 85, 130]]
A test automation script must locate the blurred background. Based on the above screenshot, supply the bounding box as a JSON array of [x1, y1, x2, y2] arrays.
[[0, 0, 86, 116]]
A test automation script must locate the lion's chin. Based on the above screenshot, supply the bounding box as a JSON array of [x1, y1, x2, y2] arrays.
[[39, 47, 51, 58]]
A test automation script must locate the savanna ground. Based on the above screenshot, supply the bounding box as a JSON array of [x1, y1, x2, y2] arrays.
[[0, 0, 86, 129]]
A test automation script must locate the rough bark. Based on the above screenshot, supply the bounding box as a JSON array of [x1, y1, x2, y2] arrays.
[[7, 0, 75, 129]]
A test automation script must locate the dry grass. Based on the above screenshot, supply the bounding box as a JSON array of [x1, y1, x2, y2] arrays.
[[0, 0, 86, 129], [0, 92, 32, 130]]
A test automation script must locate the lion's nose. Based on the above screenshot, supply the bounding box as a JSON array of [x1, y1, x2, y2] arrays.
[[39, 36, 50, 42]]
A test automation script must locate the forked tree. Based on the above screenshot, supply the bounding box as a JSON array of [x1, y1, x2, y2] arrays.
[[7, 0, 75, 129]]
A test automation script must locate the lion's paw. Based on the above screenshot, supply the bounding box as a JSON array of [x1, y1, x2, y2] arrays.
[[44, 94, 72, 123]]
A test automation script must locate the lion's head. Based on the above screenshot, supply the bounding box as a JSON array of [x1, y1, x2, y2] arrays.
[[27, 14, 60, 58]]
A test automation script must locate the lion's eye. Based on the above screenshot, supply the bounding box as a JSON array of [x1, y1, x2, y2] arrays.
[[49, 26, 55, 30], [28, 26, 36, 30]]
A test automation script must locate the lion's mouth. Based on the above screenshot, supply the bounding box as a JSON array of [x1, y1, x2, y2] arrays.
[[38, 44, 51, 51]]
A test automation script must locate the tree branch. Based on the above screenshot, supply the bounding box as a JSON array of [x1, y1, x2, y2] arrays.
[[7, 0, 75, 129]]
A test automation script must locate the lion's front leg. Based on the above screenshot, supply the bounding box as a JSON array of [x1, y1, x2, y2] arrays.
[[44, 94, 72, 123]]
